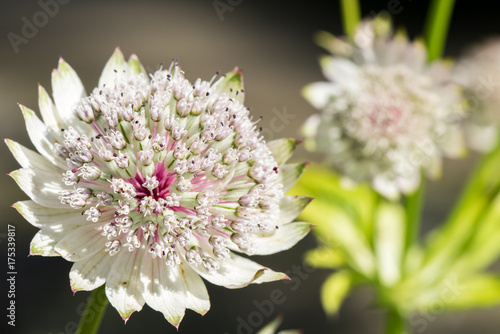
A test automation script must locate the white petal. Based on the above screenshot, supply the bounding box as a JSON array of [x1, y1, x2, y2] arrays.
[[427, 60, 453, 84], [98, 48, 128, 88], [19, 104, 66, 169], [278, 162, 308, 193], [140, 255, 187, 327], [398, 171, 422, 195], [30, 230, 59, 256], [279, 196, 312, 224], [106, 247, 146, 321], [319, 56, 360, 85], [302, 82, 337, 110], [55, 223, 106, 262], [180, 263, 210, 315], [38, 84, 61, 132], [386, 33, 409, 65], [440, 126, 467, 158], [70, 248, 114, 291], [51, 58, 87, 131], [267, 138, 299, 166], [127, 54, 148, 77], [372, 175, 399, 200], [9, 168, 71, 208], [191, 253, 288, 289], [5, 139, 57, 173], [211, 68, 244, 103], [465, 123, 498, 152], [13, 200, 86, 231], [301, 114, 321, 152], [251, 222, 312, 255], [407, 40, 427, 71]]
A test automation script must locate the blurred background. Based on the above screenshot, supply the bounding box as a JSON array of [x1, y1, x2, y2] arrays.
[[1, 0, 500, 333]]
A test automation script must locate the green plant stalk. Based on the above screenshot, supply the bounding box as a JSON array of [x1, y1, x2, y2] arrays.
[[386, 308, 409, 334], [424, 0, 456, 61], [403, 176, 425, 254], [387, 0, 458, 328], [421, 137, 500, 275], [404, 0, 456, 266], [75, 285, 108, 334], [402, 0, 456, 256], [340, 0, 361, 40], [443, 140, 500, 231]]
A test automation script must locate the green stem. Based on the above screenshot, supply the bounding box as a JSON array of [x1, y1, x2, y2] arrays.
[[403, 177, 425, 252], [446, 144, 500, 226], [423, 137, 500, 266], [75, 285, 108, 334], [386, 308, 409, 334], [424, 0, 456, 61], [340, 0, 361, 40]]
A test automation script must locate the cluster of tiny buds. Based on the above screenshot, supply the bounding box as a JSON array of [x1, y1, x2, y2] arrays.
[[55, 64, 283, 271]]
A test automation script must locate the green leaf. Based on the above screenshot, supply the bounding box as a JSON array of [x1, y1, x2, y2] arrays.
[[256, 317, 283, 334], [421, 140, 500, 283], [288, 164, 377, 239], [446, 192, 500, 274], [421, 275, 500, 311], [374, 203, 406, 287], [403, 175, 425, 255], [321, 271, 352, 315], [305, 247, 344, 269], [299, 198, 375, 278], [255, 317, 301, 334]]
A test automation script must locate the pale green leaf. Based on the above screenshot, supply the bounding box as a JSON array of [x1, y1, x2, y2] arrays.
[[321, 271, 352, 315]]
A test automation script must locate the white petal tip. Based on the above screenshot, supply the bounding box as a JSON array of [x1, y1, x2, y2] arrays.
[[121, 312, 134, 324], [167, 318, 182, 330]]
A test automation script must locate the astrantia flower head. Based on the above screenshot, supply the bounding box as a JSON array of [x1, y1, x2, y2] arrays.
[[453, 38, 500, 152], [302, 15, 465, 199], [7, 48, 311, 326]]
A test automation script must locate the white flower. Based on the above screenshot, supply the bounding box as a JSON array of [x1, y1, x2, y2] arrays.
[[7, 48, 311, 327], [302, 16, 465, 199], [453, 39, 500, 152]]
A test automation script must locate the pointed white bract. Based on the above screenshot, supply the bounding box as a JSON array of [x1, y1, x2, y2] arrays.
[[303, 16, 466, 199], [7, 48, 310, 327], [453, 39, 500, 152]]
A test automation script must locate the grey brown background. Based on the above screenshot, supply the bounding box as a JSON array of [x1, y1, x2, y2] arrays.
[[1, 0, 500, 333]]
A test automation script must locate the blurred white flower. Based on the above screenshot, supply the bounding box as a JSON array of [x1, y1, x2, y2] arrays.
[[302, 16, 465, 199], [7, 48, 311, 327], [454, 39, 500, 152]]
